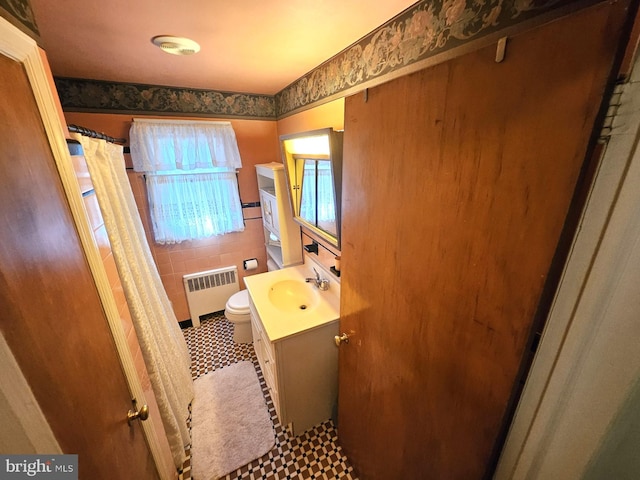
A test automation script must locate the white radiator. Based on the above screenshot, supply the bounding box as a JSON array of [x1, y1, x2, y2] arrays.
[[183, 266, 239, 327]]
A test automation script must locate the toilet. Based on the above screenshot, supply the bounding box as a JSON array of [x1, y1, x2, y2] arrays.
[[224, 289, 252, 343]]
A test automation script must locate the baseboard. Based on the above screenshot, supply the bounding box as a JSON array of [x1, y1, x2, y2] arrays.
[[179, 319, 193, 329]]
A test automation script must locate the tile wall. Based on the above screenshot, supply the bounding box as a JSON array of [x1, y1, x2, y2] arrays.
[[129, 167, 269, 321]]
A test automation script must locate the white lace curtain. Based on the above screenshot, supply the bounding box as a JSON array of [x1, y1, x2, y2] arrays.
[[146, 171, 244, 244], [130, 119, 242, 171], [301, 166, 316, 224], [301, 162, 336, 225], [317, 165, 336, 223], [130, 120, 245, 244]]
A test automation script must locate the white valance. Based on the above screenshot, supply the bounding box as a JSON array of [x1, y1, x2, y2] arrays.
[[130, 119, 243, 172]]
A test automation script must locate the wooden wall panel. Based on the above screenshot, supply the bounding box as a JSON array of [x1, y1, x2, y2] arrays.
[[337, 2, 631, 478]]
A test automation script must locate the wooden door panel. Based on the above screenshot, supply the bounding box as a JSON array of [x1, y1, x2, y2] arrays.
[[338, 3, 629, 479], [0, 53, 157, 478]]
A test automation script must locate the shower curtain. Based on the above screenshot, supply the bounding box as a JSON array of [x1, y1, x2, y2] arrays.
[[71, 133, 193, 468]]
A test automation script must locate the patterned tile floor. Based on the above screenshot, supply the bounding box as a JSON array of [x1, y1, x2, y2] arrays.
[[178, 313, 357, 480]]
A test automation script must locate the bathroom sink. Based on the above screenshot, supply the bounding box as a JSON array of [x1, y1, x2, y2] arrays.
[[268, 279, 320, 313], [245, 264, 340, 341]]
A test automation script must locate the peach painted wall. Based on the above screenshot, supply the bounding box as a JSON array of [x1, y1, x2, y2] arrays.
[[64, 112, 279, 322], [276, 98, 345, 137]]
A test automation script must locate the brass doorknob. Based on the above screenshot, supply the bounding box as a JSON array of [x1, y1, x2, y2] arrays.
[[334, 333, 350, 347], [127, 404, 149, 425]]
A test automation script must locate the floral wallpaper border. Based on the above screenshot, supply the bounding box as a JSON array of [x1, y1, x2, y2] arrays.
[[275, 0, 586, 117], [0, 0, 38, 37], [54, 78, 277, 119], [53, 0, 590, 119]]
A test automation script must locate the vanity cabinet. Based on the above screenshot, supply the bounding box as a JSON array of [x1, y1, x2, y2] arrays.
[[248, 295, 339, 435], [256, 163, 302, 269]]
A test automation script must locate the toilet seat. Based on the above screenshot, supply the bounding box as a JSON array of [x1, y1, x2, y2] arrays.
[[225, 290, 252, 343], [226, 290, 250, 315]]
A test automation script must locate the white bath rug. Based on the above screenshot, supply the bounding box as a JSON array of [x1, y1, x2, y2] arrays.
[[191, 361, 275, 479]]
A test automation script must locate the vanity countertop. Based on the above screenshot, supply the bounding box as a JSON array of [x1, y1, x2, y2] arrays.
[[244, 264, 340, 342]]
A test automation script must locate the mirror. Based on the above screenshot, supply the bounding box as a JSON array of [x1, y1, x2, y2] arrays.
[[280, 128, 343, 249], [300, 159, 337, 237]]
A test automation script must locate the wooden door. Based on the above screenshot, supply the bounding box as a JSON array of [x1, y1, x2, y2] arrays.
[[0, 51, 158, 478], [338, 3, 630, 479]]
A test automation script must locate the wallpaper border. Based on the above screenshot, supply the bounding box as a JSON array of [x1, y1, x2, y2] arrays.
[[0, 0, 38, 39], [274, 0, 587, 117], [54, 77, 277, 120], [54, 0, 596, 120]]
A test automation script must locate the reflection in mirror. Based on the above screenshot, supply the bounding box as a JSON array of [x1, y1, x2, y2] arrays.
[[280, 128, 343, 249], [300, 159, 337, 237], [300, 159, 317, 226]]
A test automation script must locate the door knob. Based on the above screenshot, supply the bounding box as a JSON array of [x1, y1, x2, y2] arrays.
[[127, 403, 149, 425], [334, 333, 350, 347]]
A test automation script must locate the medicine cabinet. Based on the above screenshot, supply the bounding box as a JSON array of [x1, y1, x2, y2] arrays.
[[280, 128, 343, 249]]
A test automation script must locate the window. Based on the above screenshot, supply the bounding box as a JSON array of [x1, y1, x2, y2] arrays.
[[130, 120, 244, 244]]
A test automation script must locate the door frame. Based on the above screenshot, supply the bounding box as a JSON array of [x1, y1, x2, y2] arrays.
[[0, 17, 175, 480], [495, 57, 640, 478]]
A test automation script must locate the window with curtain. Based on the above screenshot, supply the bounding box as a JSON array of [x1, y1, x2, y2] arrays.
[[130, 120, 245, 244]]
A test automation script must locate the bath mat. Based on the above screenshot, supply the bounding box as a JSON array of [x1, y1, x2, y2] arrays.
[[191, 361, 275, 479]]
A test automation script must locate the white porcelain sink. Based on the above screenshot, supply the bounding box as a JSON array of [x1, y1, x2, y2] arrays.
[[268, 279, 320, 313], [245, 264, 340, 341]]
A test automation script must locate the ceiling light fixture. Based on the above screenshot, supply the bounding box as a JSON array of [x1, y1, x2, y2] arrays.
[[151, 35, 200, 56]]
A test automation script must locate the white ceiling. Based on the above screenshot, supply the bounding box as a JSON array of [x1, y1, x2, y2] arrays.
[[30, 0, 418, 95]]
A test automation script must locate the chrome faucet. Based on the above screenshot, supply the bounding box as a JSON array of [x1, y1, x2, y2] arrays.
[[306, 267, 330, 291]]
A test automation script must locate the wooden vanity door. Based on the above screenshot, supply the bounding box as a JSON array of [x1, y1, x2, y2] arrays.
[[337, 3, 630, 479]]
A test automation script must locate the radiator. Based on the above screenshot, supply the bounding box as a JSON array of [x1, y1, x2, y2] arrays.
[[183, 266, 239, 327]]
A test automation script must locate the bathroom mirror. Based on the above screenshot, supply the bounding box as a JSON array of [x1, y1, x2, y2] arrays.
[[280, 128, 343, 249]]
